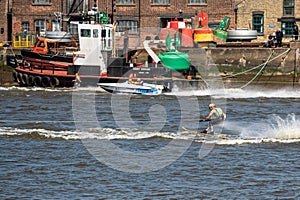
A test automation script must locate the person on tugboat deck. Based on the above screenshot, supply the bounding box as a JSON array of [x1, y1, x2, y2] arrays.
[[73, 73, 81, 88], [203, 103, 226, 134]]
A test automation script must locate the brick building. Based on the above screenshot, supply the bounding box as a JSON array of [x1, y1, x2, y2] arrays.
[[1, 0, 90, 45], [3, 0, 299, 47], [98, 0, 236, 47], [235, 0, 300, 42], [0, 0, 236, 46], [0, 0, 11, 44]]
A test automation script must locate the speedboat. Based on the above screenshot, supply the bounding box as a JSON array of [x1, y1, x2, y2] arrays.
[[98, 82, 169, 95]]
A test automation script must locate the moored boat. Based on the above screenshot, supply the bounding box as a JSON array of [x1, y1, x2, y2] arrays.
[[98, 81, 169, 95], [14, 36, 77, 87]]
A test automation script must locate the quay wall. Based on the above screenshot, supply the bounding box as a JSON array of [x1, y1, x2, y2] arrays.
[[208, 48, 296, 72], [185, 47, 298, 73]]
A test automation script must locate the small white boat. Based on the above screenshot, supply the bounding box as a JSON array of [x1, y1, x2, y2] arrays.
[[98, 82, 168, 95]]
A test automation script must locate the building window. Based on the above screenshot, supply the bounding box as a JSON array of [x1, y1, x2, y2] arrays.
[[33, 0, 50, 3], [118, 0, 134, 5], [189, 0, 207, 5], [116, 20, 138, 33], [282, 21, 294, 36], [252, 14, 264, 35], [152, 0, 169, 5], [22, 22, 30, 33], [35, 19, 47, 35], [283, 0, 294, 16]]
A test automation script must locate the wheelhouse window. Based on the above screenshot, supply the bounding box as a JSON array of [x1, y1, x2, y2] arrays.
[[283, 0, 294, 16], [93, 29, 98, 38], [116, 20, 138, 33], [281, 21, 294, 36], [189, 0, 207, 5], [80, 29, 91, 37], [37, 40, 45, 47], [118, 0, 134, 5], [252, 14, 264, 35], [152, 0, 169, 5]]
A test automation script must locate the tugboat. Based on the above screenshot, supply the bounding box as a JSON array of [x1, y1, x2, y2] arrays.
[[15, 37, 75, 87], [12, 9, 174, 88]]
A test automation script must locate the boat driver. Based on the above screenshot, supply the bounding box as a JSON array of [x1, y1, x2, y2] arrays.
[[136, 78, 143, 85]]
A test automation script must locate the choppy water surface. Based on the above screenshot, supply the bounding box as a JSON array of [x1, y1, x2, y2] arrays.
[[1, 86, 300, 199]]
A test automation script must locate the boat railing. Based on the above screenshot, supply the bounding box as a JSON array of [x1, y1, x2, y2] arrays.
[[13, 33, 36, 48], [47, 46, 79, 56], [20, 60, 68, 74], [63, 47, 79, 55]]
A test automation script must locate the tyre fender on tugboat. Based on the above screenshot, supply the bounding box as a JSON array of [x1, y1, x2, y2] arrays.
[[34, 76, 42, 87], [41, 76, 50, 87], [49, 77, 60, 87], [17, 73, 23, 85], [13, 70, 20, 83], [21, 74, 28, 86], [27, 75, 34, 86]]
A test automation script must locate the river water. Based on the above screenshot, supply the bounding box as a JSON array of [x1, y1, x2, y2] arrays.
[[1, 86, 300, 199]]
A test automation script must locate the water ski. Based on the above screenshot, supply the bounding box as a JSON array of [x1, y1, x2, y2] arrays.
[[182, 126, 227, 139]]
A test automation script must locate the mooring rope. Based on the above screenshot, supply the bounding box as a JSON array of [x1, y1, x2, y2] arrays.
[[240, 49, 275, 89], [227, 48, 291, 78]]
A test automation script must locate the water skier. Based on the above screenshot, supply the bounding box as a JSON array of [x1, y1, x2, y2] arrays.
[[203, 103, 226, 134]]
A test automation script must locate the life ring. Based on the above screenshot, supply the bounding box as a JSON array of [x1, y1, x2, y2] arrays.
[[49, 77, 60, 87], [34, 76, 42, 87], [21, 74, 28, 86], [41, 76, 50, 87], [13, 70, 20, 83], [27, 75, 34, 86]]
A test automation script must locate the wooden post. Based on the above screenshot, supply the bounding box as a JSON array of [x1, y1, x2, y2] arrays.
[[294, 48, 299, 88]]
